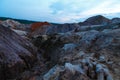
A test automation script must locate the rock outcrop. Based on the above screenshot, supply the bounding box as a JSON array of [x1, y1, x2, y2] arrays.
[[33, 26, 120, 80], [31, 22, 50, 32], [0, 24, 38, 80], [1, 19, 21, 28], [43, 51, 113, 80], [1, 19, 31, 30], [0, 19, 31, 38], [30, 25, 50, 38]]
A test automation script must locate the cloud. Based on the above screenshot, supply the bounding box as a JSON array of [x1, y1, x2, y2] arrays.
[[49, 0, 120, 23], [80, 0, 120, 16], [0, 0, 120, 23]]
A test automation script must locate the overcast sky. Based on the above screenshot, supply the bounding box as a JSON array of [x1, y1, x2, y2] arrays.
[[0, 0, 120, 23]]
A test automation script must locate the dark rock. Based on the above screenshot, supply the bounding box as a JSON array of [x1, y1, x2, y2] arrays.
[[32, 34, 64, 67]]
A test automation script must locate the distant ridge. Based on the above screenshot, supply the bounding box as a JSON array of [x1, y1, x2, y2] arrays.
[[79, 15, 111, 26], [0, 15, 120, 25], [0, 17, 37, 24]]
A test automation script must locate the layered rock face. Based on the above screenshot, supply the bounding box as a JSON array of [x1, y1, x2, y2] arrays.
[[0, 24, 38, 80]]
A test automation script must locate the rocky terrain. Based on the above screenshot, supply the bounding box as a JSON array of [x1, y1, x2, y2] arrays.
[[0, 15, 120, 80]]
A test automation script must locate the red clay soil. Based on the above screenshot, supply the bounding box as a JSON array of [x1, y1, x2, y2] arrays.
[[31, 22, 50, 31]]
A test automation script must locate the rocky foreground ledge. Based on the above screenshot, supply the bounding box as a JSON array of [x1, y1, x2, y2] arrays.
[[32, 28, 120, 80], [0, 24, 45, 80]]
